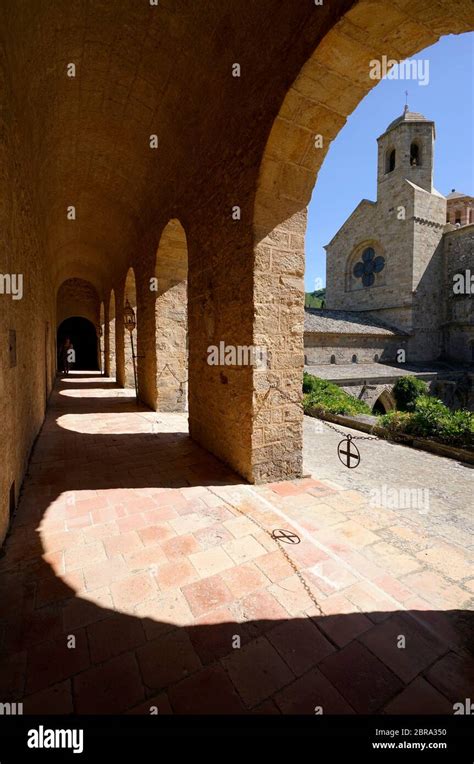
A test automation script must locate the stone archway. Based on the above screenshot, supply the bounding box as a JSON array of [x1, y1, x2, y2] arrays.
[[57, 317, 99, 371], [251, 0, 473, 482], [373, 388, 396, 414]]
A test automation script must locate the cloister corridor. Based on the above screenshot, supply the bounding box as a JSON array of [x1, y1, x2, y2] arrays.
[[1, 0, 473, 726], [0, 371, 471, 714]]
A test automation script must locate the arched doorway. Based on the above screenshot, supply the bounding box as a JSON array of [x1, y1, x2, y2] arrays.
[[57, 317, 99, 371], [372, 390, 395, 415]]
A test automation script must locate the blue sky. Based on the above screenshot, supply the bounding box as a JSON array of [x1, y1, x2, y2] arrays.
[[305, 32, 474, 291]]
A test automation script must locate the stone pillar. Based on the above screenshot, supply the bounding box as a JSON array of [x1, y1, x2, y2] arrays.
[[108, 292, 116, 381], [115, 284, 125, 388], [155, 279, 187, 411], [252, 211, 306, 482], [187, 210, 305, 484]]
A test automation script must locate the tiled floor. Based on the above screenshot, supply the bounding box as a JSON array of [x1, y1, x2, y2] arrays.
[[0, 372, 472, 714]]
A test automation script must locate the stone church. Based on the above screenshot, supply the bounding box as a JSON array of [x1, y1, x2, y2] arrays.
[[305, 107, 474, 368]]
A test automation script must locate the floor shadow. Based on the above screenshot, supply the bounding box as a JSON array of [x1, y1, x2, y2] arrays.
[[0, 376, 472, 715]]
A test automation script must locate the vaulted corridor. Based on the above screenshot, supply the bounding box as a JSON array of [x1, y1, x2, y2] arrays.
[[1, 0, 473, 724]]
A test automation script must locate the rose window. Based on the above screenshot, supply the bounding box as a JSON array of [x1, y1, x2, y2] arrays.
[[353, 247, 385, 287]]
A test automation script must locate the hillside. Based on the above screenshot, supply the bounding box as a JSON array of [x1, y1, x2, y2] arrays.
[[305, 288, 326, 308]]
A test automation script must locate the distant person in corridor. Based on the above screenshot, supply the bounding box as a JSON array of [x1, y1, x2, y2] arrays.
[[59, 337, 74, 374]]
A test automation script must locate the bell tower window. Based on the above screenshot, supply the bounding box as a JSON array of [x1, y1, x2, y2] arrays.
[[386, 149, 396, 173], [410, 142, 421, 166]]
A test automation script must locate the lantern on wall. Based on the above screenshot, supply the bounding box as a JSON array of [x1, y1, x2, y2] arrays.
[[123, 297, 138, 399], [123, 299, 136, 333]]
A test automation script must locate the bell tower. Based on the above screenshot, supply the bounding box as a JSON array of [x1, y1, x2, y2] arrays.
[[376, 104, 435, 197]]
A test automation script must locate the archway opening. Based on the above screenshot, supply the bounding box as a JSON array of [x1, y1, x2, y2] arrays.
[[57, 317, 99, 371], [372, 397, 387, 415], [151, 219, 188, 412], [410, 142, 421, 167], [386, 148, 396, 173], [252, 4, 474, 484], [372, 390, 395, 415]]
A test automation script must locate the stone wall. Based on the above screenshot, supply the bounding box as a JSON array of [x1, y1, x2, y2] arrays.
[[325, 190, 417, 332], [304, 333, 404, 365], [409, 189, 446, 361], [0, 36, 56, 545], [442, 225, 474, 362], [57, 278, 100, 332]]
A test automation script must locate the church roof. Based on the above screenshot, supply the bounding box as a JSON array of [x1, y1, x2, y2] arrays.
[[304, 308, 408, 336], [446, 190, 471, 200], [385, 107, 431, 133]]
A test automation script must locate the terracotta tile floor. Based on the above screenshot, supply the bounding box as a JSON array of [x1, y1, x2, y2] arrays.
[[0, 372, 472, 714]]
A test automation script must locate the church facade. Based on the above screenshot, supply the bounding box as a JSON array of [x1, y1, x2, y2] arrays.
[[305, 108, 473, 368]]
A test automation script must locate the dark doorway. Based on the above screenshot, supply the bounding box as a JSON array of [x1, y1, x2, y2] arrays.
[[372, 398, 387, 415], [57, 317, 99, 371]]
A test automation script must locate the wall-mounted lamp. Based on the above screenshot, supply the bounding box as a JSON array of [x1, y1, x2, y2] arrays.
[[124, 299, 136, 333]]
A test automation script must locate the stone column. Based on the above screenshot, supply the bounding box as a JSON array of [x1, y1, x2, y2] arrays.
[[155, 279, 187, 411], [187, 210, 305, 484], [252, 211, 306, 482]]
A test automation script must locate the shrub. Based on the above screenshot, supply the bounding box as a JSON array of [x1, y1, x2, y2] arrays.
[[380, 395, 474, 449], [378, 410, 412, 439], [409, 396, 474, 448], [302, 374, 372, 416], [303, 371, 318, 394], [392, 375, 427, 411]]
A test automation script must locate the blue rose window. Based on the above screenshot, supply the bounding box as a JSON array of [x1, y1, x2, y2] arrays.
[[353, 247, 385, 287]]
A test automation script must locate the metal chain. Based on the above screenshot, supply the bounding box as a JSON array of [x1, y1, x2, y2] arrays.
[[314, 415, 379, 441], [209, 487, 325, 616], [146, 376, 377, 615]]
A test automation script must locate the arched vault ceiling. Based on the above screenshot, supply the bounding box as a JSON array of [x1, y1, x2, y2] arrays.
[[1, 0, 357, 283], [2, 0, 472, 285]]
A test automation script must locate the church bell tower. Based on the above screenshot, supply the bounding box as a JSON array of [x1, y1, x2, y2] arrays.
[[376, 104, 436, 197]]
